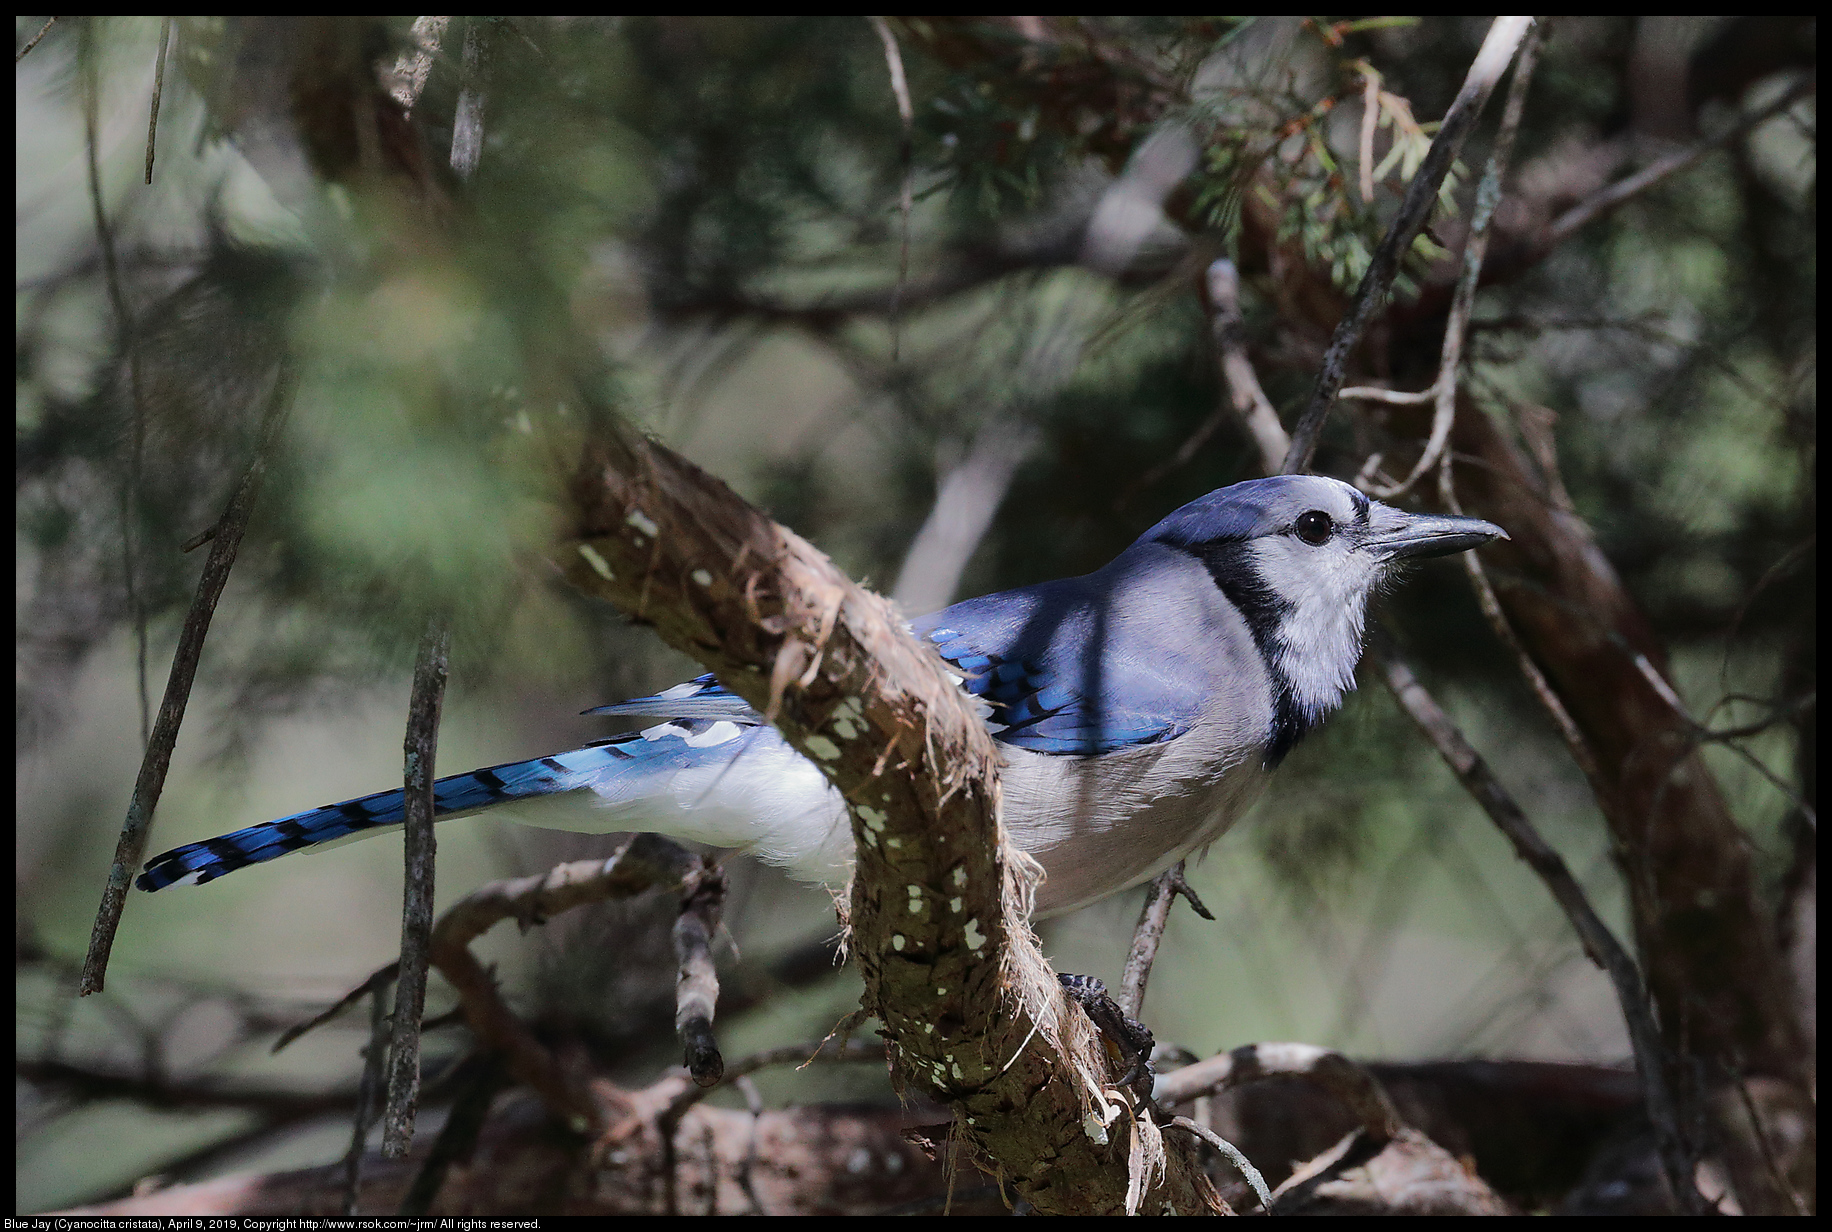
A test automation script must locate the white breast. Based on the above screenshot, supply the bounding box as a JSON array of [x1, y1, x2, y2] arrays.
[[1001, 726, 1271, 917]]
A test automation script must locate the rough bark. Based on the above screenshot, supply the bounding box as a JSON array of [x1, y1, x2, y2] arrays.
[[556, 430, 1223, 1212]]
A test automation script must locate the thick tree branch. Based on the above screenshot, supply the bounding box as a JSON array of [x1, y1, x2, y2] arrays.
[[557, 426, 1223, 1212]]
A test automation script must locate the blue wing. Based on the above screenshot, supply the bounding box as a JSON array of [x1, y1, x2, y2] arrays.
[[589, 606, 1198, 758], [581, 673, 759, 723], [590, 583, 1204, 759], [914, 579, 1201, 756]]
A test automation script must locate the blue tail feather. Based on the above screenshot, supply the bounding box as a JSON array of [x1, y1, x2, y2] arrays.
[[135, 731, 673, 892]]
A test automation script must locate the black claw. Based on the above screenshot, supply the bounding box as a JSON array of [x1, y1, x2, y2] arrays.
[[1058, 973, 1157, 1100]]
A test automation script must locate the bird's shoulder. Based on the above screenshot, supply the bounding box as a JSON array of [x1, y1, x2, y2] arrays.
[[912, 544, 1248, 756]]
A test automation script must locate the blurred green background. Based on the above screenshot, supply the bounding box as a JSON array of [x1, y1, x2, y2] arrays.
[[16, 16, 1813, 1210]]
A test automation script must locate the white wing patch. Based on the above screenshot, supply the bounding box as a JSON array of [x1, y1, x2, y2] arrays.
[[684, 720, 743, 748]]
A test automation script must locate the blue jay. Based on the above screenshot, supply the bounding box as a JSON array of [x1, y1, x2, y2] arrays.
[[137, 475, 1503, 917]]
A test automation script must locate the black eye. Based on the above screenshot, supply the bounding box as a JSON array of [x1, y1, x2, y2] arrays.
[[1295, 510, 1333, 545]]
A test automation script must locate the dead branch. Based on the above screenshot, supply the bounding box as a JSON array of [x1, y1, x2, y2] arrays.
[[1545, 77, 1815, 249], [144, 18, 172, 183], [16, 14, 58, 62], [384, 617, 451, 1156], [672, 857, 727, 1087], [426, 834, 701, 1134], [1374, 635, 1706, 1212], [1117, 861, 1211, 1021], [1270, 1127, 1511, 1215], [81, 362, 296, 995], [340, 985, 390, 1214]]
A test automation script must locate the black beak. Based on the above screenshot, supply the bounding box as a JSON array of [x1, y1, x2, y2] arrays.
[[1368, 509, 1508, 560]]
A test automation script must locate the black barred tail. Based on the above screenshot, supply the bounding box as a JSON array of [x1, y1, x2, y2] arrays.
[[135, 740, 646, 891]]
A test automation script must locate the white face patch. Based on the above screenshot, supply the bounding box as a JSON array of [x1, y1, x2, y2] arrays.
[[1247, 508, 1379, 724]]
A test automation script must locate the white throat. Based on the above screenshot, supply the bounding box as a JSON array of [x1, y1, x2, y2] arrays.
[[1249, 540, 1377, 722]]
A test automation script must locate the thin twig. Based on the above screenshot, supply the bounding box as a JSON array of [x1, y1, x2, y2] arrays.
[[1167, 1116, 1275, 1215], [1339, 384, 1434, 406], [658, 1037, 887, 1135], [1117, 862, 1212, 1021], [1122, 257, 1289, 502], [1629, 654, 1818, 826], [1548, 77, 1816, 248], [144, 17, 171, 184], [1202, 257, 1287, 478], [1438, 457, 1603, 787], [1357, 63, 1379, 204], [80, 361, 297, 996], [1368, 22, 1543, 499], [1372, 634, 1710, 1215], [1119, 869, 1178, 1021], [273, 961, 401, 1054], [1282, 16, 1533, 475], [342, 983, 390, 1216], [869, 15, 915, 364], [16, 15, 57, 62], [383, 617, 451, 1158], [83, 19, 152, 749], [398, 1051, 509, 1217]]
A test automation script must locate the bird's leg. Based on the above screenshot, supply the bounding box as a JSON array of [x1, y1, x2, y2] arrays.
[[1058, 973, 1156, 1103]]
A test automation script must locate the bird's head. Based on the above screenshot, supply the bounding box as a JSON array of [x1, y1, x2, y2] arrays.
[[1145, 474, 1506, 756]]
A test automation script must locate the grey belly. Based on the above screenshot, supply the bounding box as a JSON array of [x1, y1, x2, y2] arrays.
[[1000, 740, 1268, 917]]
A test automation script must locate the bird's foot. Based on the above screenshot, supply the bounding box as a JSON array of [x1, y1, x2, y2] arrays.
[[1057, 973, 1156, 1102]]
